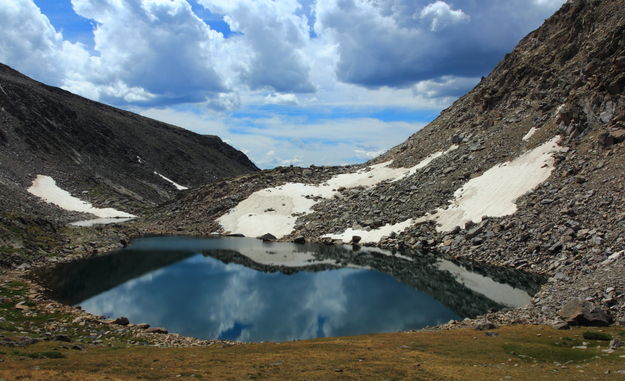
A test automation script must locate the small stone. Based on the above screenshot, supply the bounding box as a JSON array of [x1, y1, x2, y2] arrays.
[[112, 317, 130, 326], [471, 237, 483, 245], [146, 327, 168, 334], [351, 235, 362, 244]]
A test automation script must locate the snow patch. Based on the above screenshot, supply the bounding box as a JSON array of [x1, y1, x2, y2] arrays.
[[70, 217, 136, 227], [27, 175, 135, 218], [522, 127, 538, 141], [218, 146, 457, 238], [322, 220, 414, 245], [416, 137, 564, 232], [154, 171, 188, 190]]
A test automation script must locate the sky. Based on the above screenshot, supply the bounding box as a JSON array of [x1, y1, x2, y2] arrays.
[[0, 0, 566, 168]]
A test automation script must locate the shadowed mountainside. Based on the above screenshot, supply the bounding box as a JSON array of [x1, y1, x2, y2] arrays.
[[0, 63, 258, 261]]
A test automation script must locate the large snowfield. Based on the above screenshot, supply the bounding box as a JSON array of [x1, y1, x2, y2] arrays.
[[221, 137, 562, 243]]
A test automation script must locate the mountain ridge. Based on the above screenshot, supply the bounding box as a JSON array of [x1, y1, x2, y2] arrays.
[[0, 62, 258, 262], [0, 62, 258, 215], [141, 0, 625, 327]]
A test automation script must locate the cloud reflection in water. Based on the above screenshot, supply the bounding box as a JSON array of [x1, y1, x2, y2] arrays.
[[80, 253, 458, 342]]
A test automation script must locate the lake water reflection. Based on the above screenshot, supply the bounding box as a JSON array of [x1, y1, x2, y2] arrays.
[[44, 236, 542, 342]]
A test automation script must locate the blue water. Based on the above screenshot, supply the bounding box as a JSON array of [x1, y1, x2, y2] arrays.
[[44, 237, 538, 342]]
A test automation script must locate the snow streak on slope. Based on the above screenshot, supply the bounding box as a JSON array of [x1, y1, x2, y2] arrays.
[[522, 127, 538, 141], [27, 175, 136, 218], [154, 171, 189, 190], [217, 146, 458, 238]]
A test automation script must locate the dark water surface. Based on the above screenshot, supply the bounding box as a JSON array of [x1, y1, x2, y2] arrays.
[[43, 237, 542, 342]]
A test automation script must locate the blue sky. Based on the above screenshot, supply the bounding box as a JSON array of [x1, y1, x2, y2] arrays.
[[1, 0, 565, 168]]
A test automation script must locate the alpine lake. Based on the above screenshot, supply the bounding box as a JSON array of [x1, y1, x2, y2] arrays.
[[41, 236, 543, 343]]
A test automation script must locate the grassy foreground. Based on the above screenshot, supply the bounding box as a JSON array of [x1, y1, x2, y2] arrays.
[[1, 325, 624, 380]]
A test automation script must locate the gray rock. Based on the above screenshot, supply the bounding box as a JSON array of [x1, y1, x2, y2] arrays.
[[112, 317, 130, 326], [471, 237, 484, 246], [465, 226, 484, 240], [551, 321, 570, 330], [145, 327, 168, 334], [258, 233, 277, 242], [54, 335, 72, 342], [610, 339, 625, 350], [473, 322, 497, 331], [558, 298, 613, 326]]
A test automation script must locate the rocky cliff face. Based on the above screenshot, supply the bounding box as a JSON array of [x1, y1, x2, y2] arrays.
[[144, 0, 625, 326]]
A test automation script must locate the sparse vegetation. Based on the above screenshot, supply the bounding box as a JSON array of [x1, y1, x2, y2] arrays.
[[583, 331, 613, 341], [0, 326, 623, 380], [13, 351, 65, 359]]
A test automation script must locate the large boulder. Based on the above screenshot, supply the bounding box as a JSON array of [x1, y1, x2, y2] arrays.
[[598, 128, 625, 147], [558, 298, 613, 326]]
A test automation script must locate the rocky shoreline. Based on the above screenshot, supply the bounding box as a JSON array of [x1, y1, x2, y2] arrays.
[[2, 0, 625, 350], [0, 210, 622, 351], [133, 0, 625, 335]]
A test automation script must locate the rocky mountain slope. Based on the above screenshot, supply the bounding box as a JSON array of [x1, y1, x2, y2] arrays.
[[0, 63, 258, 262], [143, 0, 625, 326]]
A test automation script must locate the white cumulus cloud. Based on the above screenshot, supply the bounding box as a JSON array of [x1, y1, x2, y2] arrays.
[[419, 1, 470, 32], [0, 0, 567, 167]]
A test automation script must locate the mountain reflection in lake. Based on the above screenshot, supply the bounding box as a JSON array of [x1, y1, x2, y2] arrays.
[[43, 237, 542, 342]]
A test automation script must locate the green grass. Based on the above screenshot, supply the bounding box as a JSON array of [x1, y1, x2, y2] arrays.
[[553, 336, 584, 347], [0, 321, 17, 332], [0, 281, 28, 297], [0, 247, 23, 255], [583, 331, 613, 341], [13, 351, 66, 359], [503, 341, 598, 363]]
